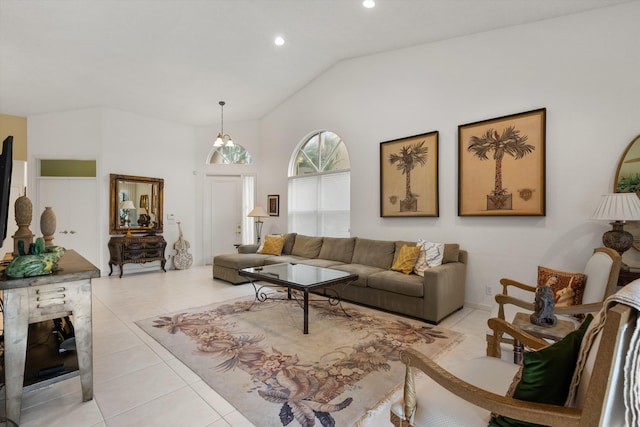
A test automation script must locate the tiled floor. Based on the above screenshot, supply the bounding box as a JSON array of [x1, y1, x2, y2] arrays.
[[2, 266, 507, 426]]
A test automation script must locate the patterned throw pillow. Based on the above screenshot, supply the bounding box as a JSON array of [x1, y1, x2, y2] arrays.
[[413, 240, 445, 277], [537, 266, 587, 307], [257, 235, 285, 256], [391, 244, 421, 274]]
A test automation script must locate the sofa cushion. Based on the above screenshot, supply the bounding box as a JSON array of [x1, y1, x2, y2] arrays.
[[298, 259, 346, 268], [391, 244, 421, 274], [282, 233, 297, 255], [258, 235, 285, 255], [318, 237, 356, 263], [330, 263, 386, 288], [213, 253, 270, 269], [264, 255, 307, 265], [443, 243, 460, 263], [291, 235, 324, 258], [368, 270, 424, 297], [393, 241, 417, 264], [351, 238, 396, 269]]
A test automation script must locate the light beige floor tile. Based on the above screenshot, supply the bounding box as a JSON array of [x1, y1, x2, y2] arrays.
[[94, 363, 186, 419], [93, 344, 163, 384], [127, 324, 176, 361], [104, 386, 222, 427], [191, 381, 236, 417], [221, 410, 255, 427], [93, 327, 144, 357], [18, 389, 102, 427], [206, 418, 231, 427], [20, 375, 82, 410], [166, 357, 203, 384]]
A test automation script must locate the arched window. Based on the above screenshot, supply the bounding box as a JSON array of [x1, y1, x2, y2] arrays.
[[288, 130, 350, 237], [206, 143, 253, 165]]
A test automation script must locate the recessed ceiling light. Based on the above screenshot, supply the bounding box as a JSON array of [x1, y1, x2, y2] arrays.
[[362, 0, 375, 8], [274, 36, 285, 46]]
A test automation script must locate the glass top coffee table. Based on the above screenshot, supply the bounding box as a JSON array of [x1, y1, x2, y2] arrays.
[[239, 263, 358, 334]]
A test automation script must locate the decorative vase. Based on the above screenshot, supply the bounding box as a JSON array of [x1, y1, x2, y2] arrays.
[[13, 190, 35, 256], [40, 206, 57, 247]]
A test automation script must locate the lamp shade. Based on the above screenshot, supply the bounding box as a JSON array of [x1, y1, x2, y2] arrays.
[[591, 193, 640, 221], [247, 205, 268, 218], [120, 200, 135, 210]]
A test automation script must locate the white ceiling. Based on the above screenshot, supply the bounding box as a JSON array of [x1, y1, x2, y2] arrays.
[[0, 0, 635, 126]]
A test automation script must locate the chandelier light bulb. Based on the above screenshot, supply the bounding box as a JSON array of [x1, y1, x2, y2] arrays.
[[362, 0, 375, 9], [274, 36, 285, 46]]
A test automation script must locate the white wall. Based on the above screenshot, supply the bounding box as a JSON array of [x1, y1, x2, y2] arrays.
[[258, 3, 640, 308], [27, 107, 195, 275], [20, 3, 640, 307]]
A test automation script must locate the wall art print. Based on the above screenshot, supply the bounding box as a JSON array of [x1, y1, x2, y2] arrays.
[[458, 108, 546, 216], [268, 194, 279, 216], [380, 131, 439, 217]]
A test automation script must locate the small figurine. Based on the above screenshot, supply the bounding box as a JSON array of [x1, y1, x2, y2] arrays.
[[530, 281, 557, 327]]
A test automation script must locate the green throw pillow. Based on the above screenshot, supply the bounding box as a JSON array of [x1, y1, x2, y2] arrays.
[[489, 314, 594, 427]]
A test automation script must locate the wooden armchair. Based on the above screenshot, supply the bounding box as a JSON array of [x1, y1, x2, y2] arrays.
[[487, 247, 621, 354], [390, 300, 636, 426]]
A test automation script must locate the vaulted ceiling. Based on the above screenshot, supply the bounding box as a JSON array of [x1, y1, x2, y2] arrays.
[[0, 0, 635, 126]]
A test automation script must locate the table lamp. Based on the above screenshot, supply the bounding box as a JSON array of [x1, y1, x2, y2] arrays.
[[591, 193, 640, 264], [120, 200, 136, 237], [247, 205, 268, 243]]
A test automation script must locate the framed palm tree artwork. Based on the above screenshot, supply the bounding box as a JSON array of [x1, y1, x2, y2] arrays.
[[380, 131, 439, 217], [458, 108, 546, 216]]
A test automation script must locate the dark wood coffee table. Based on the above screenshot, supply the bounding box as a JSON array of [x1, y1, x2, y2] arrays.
[[239, 263, 358, 334]]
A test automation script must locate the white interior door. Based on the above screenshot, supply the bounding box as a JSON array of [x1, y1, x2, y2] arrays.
[[36, 178, 99, 267], [204, 175, 243, 264]]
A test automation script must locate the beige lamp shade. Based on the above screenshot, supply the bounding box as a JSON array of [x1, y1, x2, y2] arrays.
[[120, 200, 135, 210], [248, 205, 269, 219], [592, 193, 640, 260], [591, 193, 640, 221]]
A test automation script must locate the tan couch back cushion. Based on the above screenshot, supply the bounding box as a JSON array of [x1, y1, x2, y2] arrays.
[[291, 235, 324, 258], [443, 243, 460, 263], [318, 237, 356, 263], [282, 233, 297, 255], [351, 238, 396, 269]]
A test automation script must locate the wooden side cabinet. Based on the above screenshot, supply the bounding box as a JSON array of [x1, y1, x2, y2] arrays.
[[108, 235, 167, 277]]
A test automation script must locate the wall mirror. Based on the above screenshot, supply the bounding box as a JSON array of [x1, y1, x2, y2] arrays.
[[614, 134, 640, 193], [109, 173, 164, 235], [614, 134, 640, 251]]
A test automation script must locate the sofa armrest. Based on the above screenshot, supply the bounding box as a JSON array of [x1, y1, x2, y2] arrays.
[[238, 244, 259, 254], [422, 261, 467, 323]]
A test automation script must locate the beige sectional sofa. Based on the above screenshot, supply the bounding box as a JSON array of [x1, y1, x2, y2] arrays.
[[212, 233, 467, 324]]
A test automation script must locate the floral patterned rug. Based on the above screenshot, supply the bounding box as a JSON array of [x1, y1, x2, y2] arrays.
[[136, 292, 462, 427]]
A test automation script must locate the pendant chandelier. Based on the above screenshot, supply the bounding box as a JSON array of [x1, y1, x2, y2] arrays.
[[213, 100, 234, 147]]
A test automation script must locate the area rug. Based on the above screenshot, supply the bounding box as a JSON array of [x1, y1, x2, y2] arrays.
[[136, 292, 462, 427]]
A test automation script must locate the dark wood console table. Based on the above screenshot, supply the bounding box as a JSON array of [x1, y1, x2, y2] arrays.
[[108, 235, 167, 277]]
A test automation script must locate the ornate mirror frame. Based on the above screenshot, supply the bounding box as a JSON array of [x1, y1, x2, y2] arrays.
[[614, 135, 640, 251], [614, 134, 640, 193], [109, 173, 164, 235]]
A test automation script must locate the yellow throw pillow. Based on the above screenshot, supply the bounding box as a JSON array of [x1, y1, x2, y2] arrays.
[[258, 235, 285, 256], [391, 244, 421, 275]]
